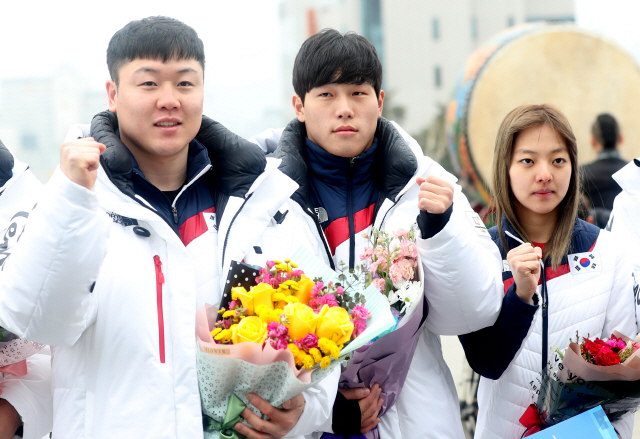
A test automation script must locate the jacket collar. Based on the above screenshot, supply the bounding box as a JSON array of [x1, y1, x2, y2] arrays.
[[274, 117, 417, 209], [305, 137, 378, 186], [90, 111, 267, 201], [612, 158, 640, 200]]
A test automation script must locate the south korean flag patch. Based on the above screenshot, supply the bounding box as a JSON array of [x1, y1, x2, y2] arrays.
[[568, 251, 601, 275]]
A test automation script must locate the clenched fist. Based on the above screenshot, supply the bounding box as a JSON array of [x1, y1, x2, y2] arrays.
[[60, 137, 106, 190], [417, 176, 454, 214], [507, 243, 543, 303]]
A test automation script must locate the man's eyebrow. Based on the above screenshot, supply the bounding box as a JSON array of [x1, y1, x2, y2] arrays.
[[132, 67, 199, 75], [133, 67, 159, 75]]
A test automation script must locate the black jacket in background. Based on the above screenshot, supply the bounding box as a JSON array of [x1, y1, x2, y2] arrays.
[[581, 150, 627, 212]]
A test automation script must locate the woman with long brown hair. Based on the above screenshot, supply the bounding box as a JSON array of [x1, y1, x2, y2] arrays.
[[459, 104, 637, 438]]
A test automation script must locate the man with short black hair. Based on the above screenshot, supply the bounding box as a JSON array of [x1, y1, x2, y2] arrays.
[[250, 29, 503, 439], [581, 113, 627, 227], [0, 17, 336, 439]]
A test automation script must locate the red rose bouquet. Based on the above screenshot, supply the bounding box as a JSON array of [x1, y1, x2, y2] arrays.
[[521, 331, 640, 436]]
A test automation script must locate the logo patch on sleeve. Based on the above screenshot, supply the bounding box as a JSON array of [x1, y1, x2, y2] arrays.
[[465, 210, 490, 236], [568, 252, 601, 274]]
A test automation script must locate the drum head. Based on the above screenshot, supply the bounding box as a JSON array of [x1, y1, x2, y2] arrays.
[[464, 25, 640, 199]]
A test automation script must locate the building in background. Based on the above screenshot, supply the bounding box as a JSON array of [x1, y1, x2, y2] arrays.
[[0, 66, 106, 181], [278, 0, 574, 138]]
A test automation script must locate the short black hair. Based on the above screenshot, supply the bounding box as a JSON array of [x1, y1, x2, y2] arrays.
[[293, 29, 382, 104], [592, 113, 620, 150], [107, 16, 205, 84]]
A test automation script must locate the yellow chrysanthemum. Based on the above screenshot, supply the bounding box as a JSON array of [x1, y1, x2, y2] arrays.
[[231, 290, 239, 300], [210, 328, 222, 338], [222, 310, 236, 318], [273, 292, 286, 302], [217, 308, 226, 314], [255, 305, 268, 316], [288, 343, 300, 356], [259, 309, 281, 324], [290, 262, 298, 268], [274, 260, 282, 265], [284, 259, 291, 263], [214, 329, 233, 343], [284, 296, 299, 304], [330, 345, 341, 360], [294, 352, 306, 367], [320, 356, 331, 369], [317, 338, 336, 356], [309, 348, 322, 363], [303, 355, 315, 370]]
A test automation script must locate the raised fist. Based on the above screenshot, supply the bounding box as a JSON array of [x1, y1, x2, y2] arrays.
[[507, 243, 543, 303], [60, 137, 106, 190], [416, 175, 454, 214]]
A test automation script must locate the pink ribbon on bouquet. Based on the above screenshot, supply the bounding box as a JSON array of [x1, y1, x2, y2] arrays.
[[0, 360, 27, 377]]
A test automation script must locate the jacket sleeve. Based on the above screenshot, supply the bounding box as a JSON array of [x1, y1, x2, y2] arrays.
[[283, 366, 339, 437], [417, 182, 503, 335], [458, 285, 538, 379], [608, 193, 640, 333], [0, 350, 52, 439], [0, 168, 109, 346]]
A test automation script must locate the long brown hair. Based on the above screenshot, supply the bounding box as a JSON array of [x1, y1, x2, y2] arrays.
[[492, 104, 579, 268]]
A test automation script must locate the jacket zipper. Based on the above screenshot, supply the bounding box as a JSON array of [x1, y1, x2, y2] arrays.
[[221, 194, 252, 269], [347, 157, 356, 269], [504, 231, 549, 375], [304, 207, 335, 270], [171, 164, 213, 225], [153, 255, 166, 364]]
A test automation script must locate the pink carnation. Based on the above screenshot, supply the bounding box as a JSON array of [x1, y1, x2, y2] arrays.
[[270, 337, 288, 350], [400, 240, 418, 259], [301, 334, 319, 350], [353, 319, 367, 337], [336, 286, 344, 295], [372, 277, 386, 291], [321, 294, 339, 308], [351, 305, 370, 320], [266, 261, 275, 268], [393, 228, 409, 239], [390, 258, 415, 284], [360, 246, 374, 261], [311, 282, 324, 298]]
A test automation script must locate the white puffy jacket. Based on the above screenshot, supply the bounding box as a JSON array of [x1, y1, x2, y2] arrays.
[[0, 116, 338, 439], [610, 158, 640, 332], [249, 120, 503, 439], [0, 145, 53, 439], [475, 220, 637, 439]]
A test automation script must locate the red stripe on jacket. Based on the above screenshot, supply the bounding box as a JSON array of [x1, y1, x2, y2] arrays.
[[323, 204, 375, 255], [179, 207, 216, 247]]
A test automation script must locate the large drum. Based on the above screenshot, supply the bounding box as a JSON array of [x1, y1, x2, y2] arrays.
[[446, 23, 640, 205]]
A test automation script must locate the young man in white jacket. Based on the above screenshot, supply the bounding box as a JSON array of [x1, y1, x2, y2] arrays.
[[0, 141, 52, 439], [0, 17, 337, 439], [249, 29, 504, 438]]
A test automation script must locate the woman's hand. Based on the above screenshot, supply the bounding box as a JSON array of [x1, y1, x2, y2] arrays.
[[507, 243, 543, 303]]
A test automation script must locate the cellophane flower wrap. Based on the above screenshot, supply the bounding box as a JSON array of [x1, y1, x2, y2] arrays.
[[331, 227, 427, 437], [521, 331, 640, 436], [196, 247, 396, 439], [0, 327, 45, 376]]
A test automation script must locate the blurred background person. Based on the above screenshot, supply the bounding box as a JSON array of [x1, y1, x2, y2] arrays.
[[581, 113, 627, 227]]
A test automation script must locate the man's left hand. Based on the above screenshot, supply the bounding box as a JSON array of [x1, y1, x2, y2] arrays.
[[234, 393, 305, 439]]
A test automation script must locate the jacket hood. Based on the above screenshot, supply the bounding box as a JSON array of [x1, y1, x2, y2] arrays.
[[90, 111, 267, 200], [273, 117, 417, 208], [0, 139, 15, 188]]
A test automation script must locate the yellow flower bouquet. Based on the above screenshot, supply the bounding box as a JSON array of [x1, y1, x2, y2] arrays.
[[196, 247, 396, 438]]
